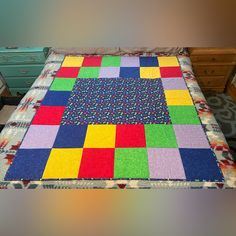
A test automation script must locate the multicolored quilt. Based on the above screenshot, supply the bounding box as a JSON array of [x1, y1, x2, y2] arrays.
[[4, 55, 224, 183]]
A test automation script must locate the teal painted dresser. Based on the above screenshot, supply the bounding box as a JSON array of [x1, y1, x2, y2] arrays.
[[0, 47, 49, 96]]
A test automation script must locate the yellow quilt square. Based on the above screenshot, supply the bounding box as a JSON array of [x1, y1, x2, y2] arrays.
[[62, 56, 84, 67], [158, 56, 179, 67], [140, 67, 161, 79], [164, 90, 193, 105], [84, 125, 116, 148], [42, 148, 83, 179]]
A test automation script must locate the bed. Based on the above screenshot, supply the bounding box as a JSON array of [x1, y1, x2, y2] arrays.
[[0, 47, 235, 189]]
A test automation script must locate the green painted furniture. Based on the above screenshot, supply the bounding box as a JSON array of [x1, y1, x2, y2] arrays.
[[0, 47, 49, 96]]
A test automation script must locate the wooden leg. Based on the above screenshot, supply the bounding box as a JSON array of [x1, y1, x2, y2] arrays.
[[227, 84, 236, 103]]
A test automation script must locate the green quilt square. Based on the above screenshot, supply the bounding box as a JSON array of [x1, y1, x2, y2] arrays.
[[78, 67, 100, 78], [145, 124, 177, 148], [114, 148, 149, 178], [50, 78, 76, 91], [168, 106, 200, 124], [101, 56, 121, 67]]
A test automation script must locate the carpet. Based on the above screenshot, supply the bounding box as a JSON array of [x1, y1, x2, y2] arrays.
[[206, 93, 236, 160]]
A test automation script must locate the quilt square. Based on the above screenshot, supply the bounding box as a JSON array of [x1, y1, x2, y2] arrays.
[[78, 148, 115, 178], [41, 91, 71, 106], [168, 106, 200, 124], [50, 78, 76, 91], [140, 57, 158, 67], [140, 67, 161, 79], [120, 56, 140, 67], [53, 125, 87, 148], [20, 125, 59, 149], [114, 148, 149, 178], [101, 56, 121, 67], [62, 56, 84, 67], [56, 67, 80, 78], [158, 56, 179, 67], [42, 148, 83, 179], [116, 124, 146, 148], [4, 149, 51, 180], [78, 67, 100, 78], [160, 67, 183, 78], [179, 148, 224, 181], [84, 125, 116, 148], [164, 90, 193, 105], [62, 78, 170, 124], [99, 67, 120, 78], [161, 78, 187, 90], [145, 124, 177, 148], [174, 125, 211, 148], [120, 67, 140, 78], [32, 106, 65, 125], [148, 148, 186, 179], [82, 56, 102, 67]]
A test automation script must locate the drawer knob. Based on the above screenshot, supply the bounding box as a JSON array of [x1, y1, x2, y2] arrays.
[[20, 69, 29, 74]]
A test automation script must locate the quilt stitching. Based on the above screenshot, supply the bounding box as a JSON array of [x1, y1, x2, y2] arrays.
[[4, 56, 224, 182]]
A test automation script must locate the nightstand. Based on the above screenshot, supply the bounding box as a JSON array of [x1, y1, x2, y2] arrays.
[[189, 48, 236, 93], [0, 47, 49, 96]]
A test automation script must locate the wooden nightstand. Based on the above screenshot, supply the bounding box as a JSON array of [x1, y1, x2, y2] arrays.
[[0, 47, 49, 96], [188, 48, 236, 93]]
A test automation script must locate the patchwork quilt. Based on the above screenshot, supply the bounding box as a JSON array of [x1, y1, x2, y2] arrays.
[[4, 55, 224, 183]]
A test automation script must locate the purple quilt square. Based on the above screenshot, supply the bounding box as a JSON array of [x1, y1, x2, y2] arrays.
[[161, 78, 187, 90], [121, 56, 140, 67], [148, 148, 186, 180], [20, 125, 59, 149], [174, 125, 210, 148], [99, 67, 120, 78]]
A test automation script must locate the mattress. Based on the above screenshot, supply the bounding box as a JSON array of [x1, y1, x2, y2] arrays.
[[0, 49, 235, 189]]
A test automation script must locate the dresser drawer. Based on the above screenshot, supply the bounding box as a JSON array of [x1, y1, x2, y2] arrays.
[[0, 64, 43, 77], [201, 87, 225, 93], [4, 77, 36, 88], [193, 65, 234, 76], [197, 76, 227, 87], [0, 52, 47, 65], [9, 88, 29, 96], [190, 54, 236, 63]]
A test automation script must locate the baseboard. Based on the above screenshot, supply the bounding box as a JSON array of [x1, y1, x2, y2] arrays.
[[227, 84, 236, 102]]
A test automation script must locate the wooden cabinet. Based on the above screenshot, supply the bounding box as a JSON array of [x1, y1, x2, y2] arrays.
[[0, 47, 49, 96], [189, 48, 236, 93]]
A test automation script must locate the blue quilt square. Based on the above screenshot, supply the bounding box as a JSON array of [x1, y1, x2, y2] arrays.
[[41, 91, 71, 106], [53, 125, 88, 148], [4, 149, 51, 180], [120, 67, 140, 78], [179, 148, 224, 182], [140, 57, 158, 67]]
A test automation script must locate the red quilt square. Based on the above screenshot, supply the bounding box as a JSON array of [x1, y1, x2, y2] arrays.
[[116, 124, 146, 147], [160, 67, 183, 78], [32, 106, 65, 125], [56, 67, 80, 78], [78, 148, 115, 178], [82, 56, 102, 67]]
